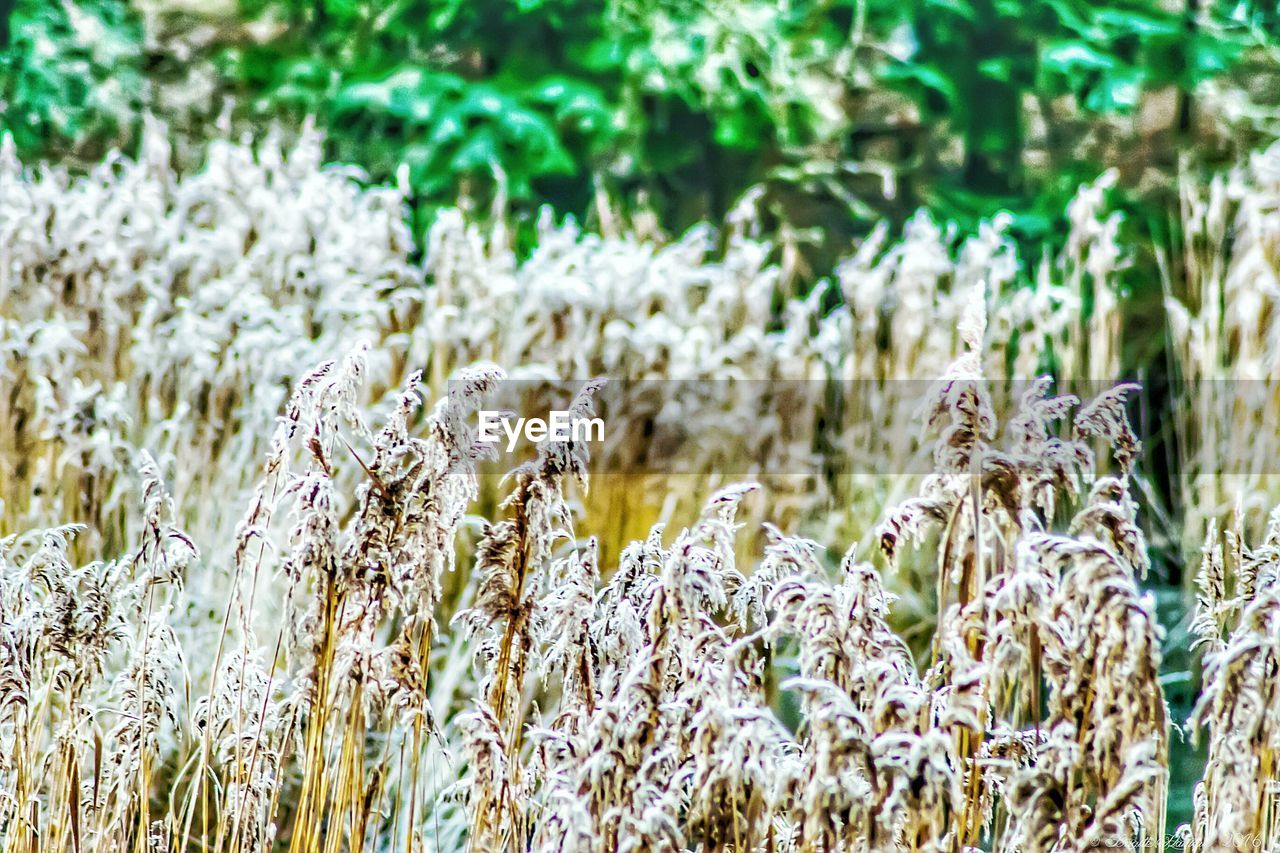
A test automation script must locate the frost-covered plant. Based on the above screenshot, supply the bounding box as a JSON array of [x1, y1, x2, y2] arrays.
[[0, 125, 1131, 635], [1184, 508, 1280, 852], [4, 128, 1261, 853], [1166, 141, 1280, 558]]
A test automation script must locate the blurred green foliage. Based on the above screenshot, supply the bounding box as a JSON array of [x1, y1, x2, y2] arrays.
[[217, 0, 1268, 242], [883, 0, 1247, 234], [226, 0, 616, 208], [215, 0, 844, 238], [0, 0, 1275, 258], [0, 1, 145, 160]]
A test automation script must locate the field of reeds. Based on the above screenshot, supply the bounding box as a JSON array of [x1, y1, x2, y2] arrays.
[[3, 126, 1280, 853]]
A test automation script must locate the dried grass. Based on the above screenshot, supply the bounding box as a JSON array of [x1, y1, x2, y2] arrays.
[[0, 129, 1266, 852]]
